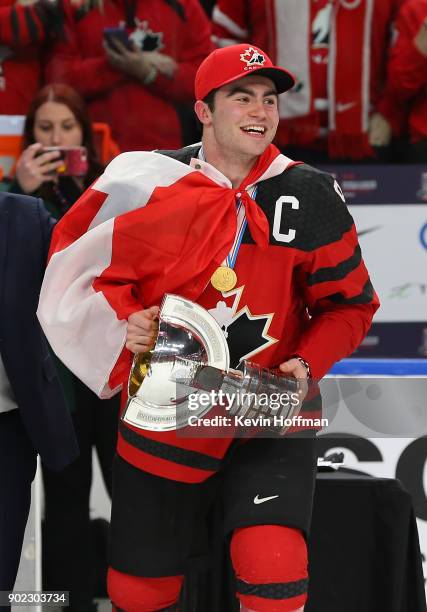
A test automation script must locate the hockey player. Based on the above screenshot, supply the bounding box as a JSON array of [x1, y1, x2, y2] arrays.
[[38, 44, 379, 611]]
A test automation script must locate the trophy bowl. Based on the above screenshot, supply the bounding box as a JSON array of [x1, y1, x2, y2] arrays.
[[122, 294, 230, 431]]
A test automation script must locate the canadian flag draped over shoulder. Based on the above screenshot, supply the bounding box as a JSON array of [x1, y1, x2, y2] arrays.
[[37, 145, 292, 398]]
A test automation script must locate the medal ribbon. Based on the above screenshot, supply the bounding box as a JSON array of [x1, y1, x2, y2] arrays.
[[225, 186, 258, 269], [238, 189, 269, 249], [232, 144, 281, 249]]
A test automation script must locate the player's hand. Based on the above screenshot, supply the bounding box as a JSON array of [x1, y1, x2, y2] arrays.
[[368, 112, 392, 147], [279, 358, 309, 401], [126, 306, 159, 354], [15, 143, 63, 194]]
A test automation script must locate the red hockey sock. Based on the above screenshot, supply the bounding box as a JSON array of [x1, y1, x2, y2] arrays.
[[230, 525, 308, 611], [108, 567, 183, 611]]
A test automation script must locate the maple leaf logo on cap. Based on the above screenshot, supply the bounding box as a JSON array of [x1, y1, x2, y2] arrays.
[[240, 46, 266, 68]]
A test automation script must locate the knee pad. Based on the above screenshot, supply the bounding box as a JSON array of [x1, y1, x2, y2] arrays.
[[108, 567, 183, 611], [230, 525, 308, 612]]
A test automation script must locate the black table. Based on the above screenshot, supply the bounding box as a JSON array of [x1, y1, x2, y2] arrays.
[[181, 471, 427, 612]]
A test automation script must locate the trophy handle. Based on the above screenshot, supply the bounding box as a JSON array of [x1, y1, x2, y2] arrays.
[[128, 350, 154, 397]]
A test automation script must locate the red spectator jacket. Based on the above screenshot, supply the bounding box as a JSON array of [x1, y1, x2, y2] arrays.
[[45, 0, 212, 151], [387, 0, 427, 142], [0, 0, 56, 114]]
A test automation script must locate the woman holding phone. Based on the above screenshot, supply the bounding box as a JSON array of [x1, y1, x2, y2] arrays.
[[9, 83, 119, 612], [10, 83, 103, 218]]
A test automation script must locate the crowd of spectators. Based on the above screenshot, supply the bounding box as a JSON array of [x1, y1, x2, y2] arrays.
[[0, 0, 425, 163]]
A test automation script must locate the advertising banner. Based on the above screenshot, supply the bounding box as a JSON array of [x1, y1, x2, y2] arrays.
[[320, 164, 427, 358]]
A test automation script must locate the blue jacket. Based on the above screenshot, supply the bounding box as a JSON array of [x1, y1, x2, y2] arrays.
[[0, 192, 78, 470]]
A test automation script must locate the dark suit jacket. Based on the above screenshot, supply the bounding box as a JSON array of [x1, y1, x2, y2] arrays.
[[0, 192, 78, 470]]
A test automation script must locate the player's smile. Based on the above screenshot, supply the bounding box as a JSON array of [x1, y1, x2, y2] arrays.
[[240, 124, 267, 138]]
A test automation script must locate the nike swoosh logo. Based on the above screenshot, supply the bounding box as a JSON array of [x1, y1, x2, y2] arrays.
[[253, 494, 279, 505], [336, 102, 356, 113], [357, 225, 382, 237]]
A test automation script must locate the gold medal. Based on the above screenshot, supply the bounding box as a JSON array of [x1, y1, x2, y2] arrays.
[[210, 266, 237, 292]]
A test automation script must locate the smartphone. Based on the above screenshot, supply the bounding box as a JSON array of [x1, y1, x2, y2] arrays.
[[42, 146, 88, 177], [103, 27, 134, 52]]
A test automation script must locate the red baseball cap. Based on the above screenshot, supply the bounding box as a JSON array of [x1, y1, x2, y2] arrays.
[[195, 44, 295, 100]]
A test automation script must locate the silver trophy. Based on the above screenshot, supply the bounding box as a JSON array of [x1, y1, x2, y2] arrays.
[[122, 294, 302, 432]]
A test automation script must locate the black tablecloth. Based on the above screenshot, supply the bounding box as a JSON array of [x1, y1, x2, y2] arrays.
[[181, 471, 427, 612]]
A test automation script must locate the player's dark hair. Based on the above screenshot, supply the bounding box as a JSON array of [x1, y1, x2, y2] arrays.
[[203, 88, 218, 112]]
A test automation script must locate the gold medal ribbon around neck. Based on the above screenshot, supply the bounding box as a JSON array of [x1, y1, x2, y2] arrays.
[[210, 187, 262, 292]]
